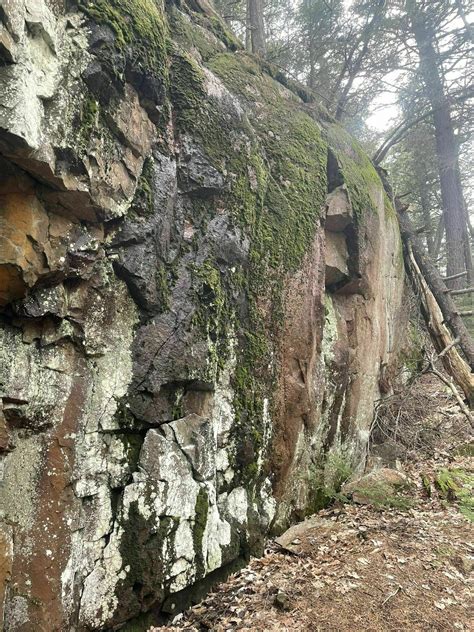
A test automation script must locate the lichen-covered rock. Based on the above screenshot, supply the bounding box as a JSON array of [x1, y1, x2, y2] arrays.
[[0, 0, 405, 629]]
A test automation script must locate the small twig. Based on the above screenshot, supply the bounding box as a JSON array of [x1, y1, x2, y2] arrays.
[[447, 286, 474, 296], [428, 365, 473, 427], [437, 337, 460, 358], [442, 270, 467, 282], [382, 585, 401, 606]]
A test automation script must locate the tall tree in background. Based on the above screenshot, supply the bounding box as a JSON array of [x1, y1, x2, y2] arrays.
[[331, 0, 387, 120], [214, 0, 266, 54], [404, 0, 472, 287], [213, 0, 473, 290], [248, 0, 266, 54]]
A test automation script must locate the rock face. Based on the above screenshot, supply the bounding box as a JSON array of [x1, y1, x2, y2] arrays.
[[0, 0, 405, 629]]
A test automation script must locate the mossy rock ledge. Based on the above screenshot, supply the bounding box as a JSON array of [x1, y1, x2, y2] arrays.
[[0, 0, 405, 629]]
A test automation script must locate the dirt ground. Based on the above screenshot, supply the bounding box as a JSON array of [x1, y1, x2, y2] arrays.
[[155, 378, 473, 632]]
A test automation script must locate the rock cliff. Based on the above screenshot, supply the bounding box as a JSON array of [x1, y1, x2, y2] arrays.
[[0, 0, 405, 629]]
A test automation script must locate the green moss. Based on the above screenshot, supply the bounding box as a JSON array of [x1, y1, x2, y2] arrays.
[[128, 156, 155, 217], [77, 95, 101, 151], [206, 53, 327, 276], [167, 50, 328, 489], [352, 483, 415, 511], [170, 49, 207, 130], [192, 259, 232, 381], [323, 123, 381, 218], [79, 0, 168, 76], [207, 15, 241, 51], [80, 96, 99, 133], [193, 488, 209, 578], [169, 7, 219, 60]]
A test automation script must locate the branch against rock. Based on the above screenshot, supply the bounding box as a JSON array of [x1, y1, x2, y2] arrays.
[[397, 208, 474, 372]]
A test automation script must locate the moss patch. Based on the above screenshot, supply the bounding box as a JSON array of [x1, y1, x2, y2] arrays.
[[170, 49, 207, 130], [193, 487, 209, 579], [351, 482, 414, 511], [323, 123, 381, 218], [128, 156, 154, 217], [79, 0, 168, 77]]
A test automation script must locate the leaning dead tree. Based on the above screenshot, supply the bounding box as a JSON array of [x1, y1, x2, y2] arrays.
[[377, 167, 473, 408], [397, 207, 474, 408]]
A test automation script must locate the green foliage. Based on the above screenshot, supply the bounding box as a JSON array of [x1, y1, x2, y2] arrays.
[[307, 450, 353, 513], [324, 450, 353, 499], [435, 468, 474, 522]]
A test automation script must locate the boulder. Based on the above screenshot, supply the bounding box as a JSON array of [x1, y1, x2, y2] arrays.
[[0, 0, 405, 628], [342, 468, 409, 505]]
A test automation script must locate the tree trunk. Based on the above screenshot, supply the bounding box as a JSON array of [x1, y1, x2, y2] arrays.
[[247, 0, 266, 56], [411, 16, 471, 289], [398, 208, 474, 374], [245, 0, 252, 52], [418, 170, 434, 256], [398, 209, 474, 406], [433, 215, 444, 261]]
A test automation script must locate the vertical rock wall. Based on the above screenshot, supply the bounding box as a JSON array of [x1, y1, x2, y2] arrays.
[[0, 1, 404, 629]]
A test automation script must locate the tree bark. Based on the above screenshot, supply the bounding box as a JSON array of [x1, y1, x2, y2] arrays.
[[411, 15, 472, 289], [433, 215, 444, 261], [247, 0, 266, 56], [418, 168, 434, 255]]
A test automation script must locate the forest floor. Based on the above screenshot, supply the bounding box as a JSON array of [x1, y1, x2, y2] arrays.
[[156, 377, 473, 632]]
